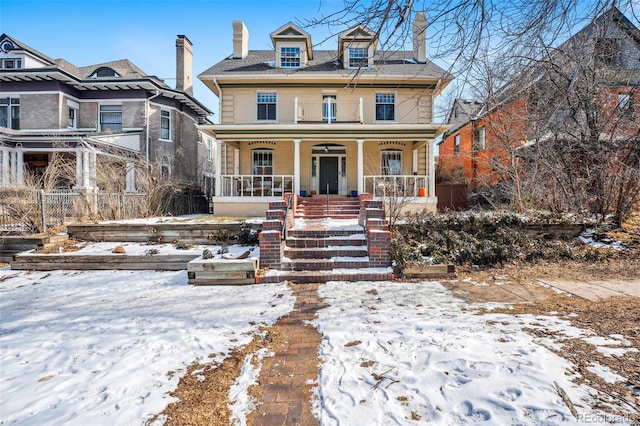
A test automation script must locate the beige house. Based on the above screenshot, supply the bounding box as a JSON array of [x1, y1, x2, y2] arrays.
[[199, 14, 452, 216]]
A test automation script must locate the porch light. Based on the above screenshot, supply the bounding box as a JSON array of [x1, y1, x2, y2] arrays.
[[324, 145, 329, 153]]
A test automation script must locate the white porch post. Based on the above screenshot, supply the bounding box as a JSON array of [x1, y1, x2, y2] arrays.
[[75, 149, 83, 188], [412, 148, 419, 174], [214, 139, 222, 197], [16, 148, 24, 186], [10, 151, 17, 185], [427, 140, 435, 197], [89, 151, 97, 189], [233, 147, 239, 175], [125, 161, 136, 192], [357, 139, 364, 194], [0, 149, 8, 186], [294, 97, 298, 124], [293, 139, 301, 196], [82, 150, 90, 188]]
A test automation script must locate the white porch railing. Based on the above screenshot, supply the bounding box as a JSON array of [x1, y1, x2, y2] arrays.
[[363, 175, 429, 198], [294, 97, 364, 123], [219, 175, 294, 197]]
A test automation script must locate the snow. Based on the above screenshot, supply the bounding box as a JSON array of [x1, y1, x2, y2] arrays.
[[0, 269, 293, 425], [1, 271, 636, 425]]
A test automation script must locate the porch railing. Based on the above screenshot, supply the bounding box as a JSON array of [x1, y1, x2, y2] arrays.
[[219, 175, 294, 197], [363, 175, 429, 198], [294, 97, 364, 124]]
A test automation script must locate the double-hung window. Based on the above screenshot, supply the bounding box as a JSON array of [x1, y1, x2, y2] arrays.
[[381, 149, 402, 175], [68, 107, 76, 129], [253, 149, 273, 175], [0, 98, 20, 130], [99, 104, 122, 132], [206, 138, 213, 161], [280, 47, 300, 68], [477, 126, 486, 151], [454, 134, 460, 154], [349, 47, 368, 68], [375, 93, 395, 121], [160, 110, 171, 140], [322, 95, 337, 123], [257, 92, 277, 121]]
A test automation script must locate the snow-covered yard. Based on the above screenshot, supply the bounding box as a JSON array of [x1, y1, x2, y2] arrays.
[[1, 270, 637, 425]]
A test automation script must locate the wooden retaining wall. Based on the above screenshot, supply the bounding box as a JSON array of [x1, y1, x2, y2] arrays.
[[67, 222, 262, 244], [187, 258, 258, 285], [11, 253, 200, 271], [0, 235, 68, 263]]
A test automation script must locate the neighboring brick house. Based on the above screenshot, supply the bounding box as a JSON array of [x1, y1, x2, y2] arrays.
[[198, 14, 453, 216], [439, 7, 640, 191], [0, 34, 213, 194]]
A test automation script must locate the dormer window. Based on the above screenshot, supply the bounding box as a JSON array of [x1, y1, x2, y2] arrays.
[[1, 58, 22, 69], [348, 47, 368, 68], [280, 47, 301, 68], [91, 67, 120, 78]]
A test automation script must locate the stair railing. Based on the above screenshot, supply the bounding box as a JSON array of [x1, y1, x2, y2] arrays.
[[326, 183, 330, 216], [281, 194, 293, 240]]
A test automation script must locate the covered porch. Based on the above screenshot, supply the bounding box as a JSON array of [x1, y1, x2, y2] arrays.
[[201, 123, 443, 216]]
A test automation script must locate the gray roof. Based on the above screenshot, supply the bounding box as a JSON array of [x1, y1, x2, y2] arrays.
[[200, 49, 452, 81]]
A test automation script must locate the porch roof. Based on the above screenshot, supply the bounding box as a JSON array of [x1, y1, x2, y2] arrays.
[[199, 123, 449, 141]]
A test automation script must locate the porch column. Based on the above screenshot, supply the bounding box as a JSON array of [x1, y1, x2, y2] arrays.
[[125, 161, 136, 192], [89, 151, 97, 189], [0, 149, 8, 186], [293, 139, 301, 196], [412, 148, 419, 174], [16, 148, 24, 186], [82, 150, 90, 188], [427, 140, 435, 197], [233, 148, 239, 174], [357, 139, 364, 194], [75, 149, 83, 188], [10, 151, 17, 185], [214, 139, 222, 197]]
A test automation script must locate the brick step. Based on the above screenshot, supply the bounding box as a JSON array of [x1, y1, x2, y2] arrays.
[[298, 197, 356, 204], [257, 269, 395, 284], [288, 229, 365, 238], [296, 208, 360, 214], [294, 214, 359, 220], [285, 236, 367, 248], [281, 258, 370, 271], [284, 246, 368, 259]]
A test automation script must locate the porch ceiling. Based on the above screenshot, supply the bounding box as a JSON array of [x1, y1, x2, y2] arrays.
[[200, 123, 449, 141]]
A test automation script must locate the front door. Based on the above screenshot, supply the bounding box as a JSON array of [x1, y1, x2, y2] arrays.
[[319, 157, 339, 194]]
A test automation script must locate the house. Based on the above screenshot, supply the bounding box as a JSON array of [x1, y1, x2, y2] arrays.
[[0, 34, 213, 196], [439, 7, 640, 192], [198, 13, 453, 216]]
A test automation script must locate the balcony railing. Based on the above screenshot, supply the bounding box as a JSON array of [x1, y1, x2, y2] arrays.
[[295, 97, 363, 124], [220, 174, 294, 197], [363, 175, 429, 198]]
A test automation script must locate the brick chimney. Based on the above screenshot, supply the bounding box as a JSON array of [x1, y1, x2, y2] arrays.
[[233, 20, 249, 59], [413, 11, 427, 64], [176, 35, 193, 96]]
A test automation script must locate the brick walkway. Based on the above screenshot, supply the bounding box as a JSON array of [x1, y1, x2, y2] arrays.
[[251, 283, 326, 426]]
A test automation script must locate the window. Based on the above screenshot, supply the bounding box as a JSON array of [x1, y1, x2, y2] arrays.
[[375, 93, 395, 121], [454, 134, 460, 154], [206, 138, 213, 161], [1, 58, 21, 69], [595, 38, 620, 66], [257, 92, 277, 121], [381, 149, 402, 175], [0, 97, 20, 130], [619, 93, 633, 119], [68, 107, 76, 128], [349, 47, 368, 68], [99, 104, 122, 132], [160, 110, 171, 140], [91, 67, 120, 78], [253, 149, 273, 175], [161, 165, 171, 178], [322, 95, 337, 123], [477, 126, 486, 151], [280, 47, 300, 68]]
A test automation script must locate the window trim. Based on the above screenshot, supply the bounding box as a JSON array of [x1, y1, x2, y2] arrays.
[[206, 138, 213, 162], [160, 109, 172, 141], [454, 134, 460, 154], [0, 97, 20, 130], [256, 92, 277, 122], [252, 148, 274, 175], [375, 92, 396, 122], [381, 149, 403, 175], [348, 47, 369, 69], [477, 126, 486, 151], [1, 58, 22, 69], [98, 103, 123, 132], [68, 107, 77, 129]]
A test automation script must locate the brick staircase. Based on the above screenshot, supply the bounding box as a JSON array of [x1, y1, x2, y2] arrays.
[[258, 195, 394, 283]]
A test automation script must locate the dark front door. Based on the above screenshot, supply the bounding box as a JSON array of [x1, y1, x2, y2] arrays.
[[319, 157, 339, 194]]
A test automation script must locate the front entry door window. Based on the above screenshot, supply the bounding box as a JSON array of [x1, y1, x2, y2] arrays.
[[319, 157, 339, 194]]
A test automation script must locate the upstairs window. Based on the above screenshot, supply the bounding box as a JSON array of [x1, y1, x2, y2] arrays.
[[253, 149, 273, 175], [381, 149, 402, 175], [99, 104, 122, 132], [91, 67, 120, 78], [206, 138, 213, 161], [322, 95, 337, 123], [257, 92, 277, 121], [280, 47, 301, 68], [454, 134, 460, 154], [160, 110, 171, 140], [477, 126, 486, 151], [619, 93, 633, 119], [1, 58, 22, 69], [375, 93, 395, 121], [68, 107, 76, 129], [348, 47, 368, 68], [0, 97, 20, 130]]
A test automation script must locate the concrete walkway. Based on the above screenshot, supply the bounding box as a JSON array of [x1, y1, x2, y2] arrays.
[[537, 279, 640, 301], [252, 283, 326, 426]]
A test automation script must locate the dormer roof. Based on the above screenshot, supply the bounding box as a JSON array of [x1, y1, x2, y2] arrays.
[[338, 25, 377, 54], [270, 22, 313, 60]]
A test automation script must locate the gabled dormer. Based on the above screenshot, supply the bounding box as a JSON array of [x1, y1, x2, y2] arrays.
[[0, 34, 55, 69], [270, 22, 313, 69], [338, 25, 377, 69]]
